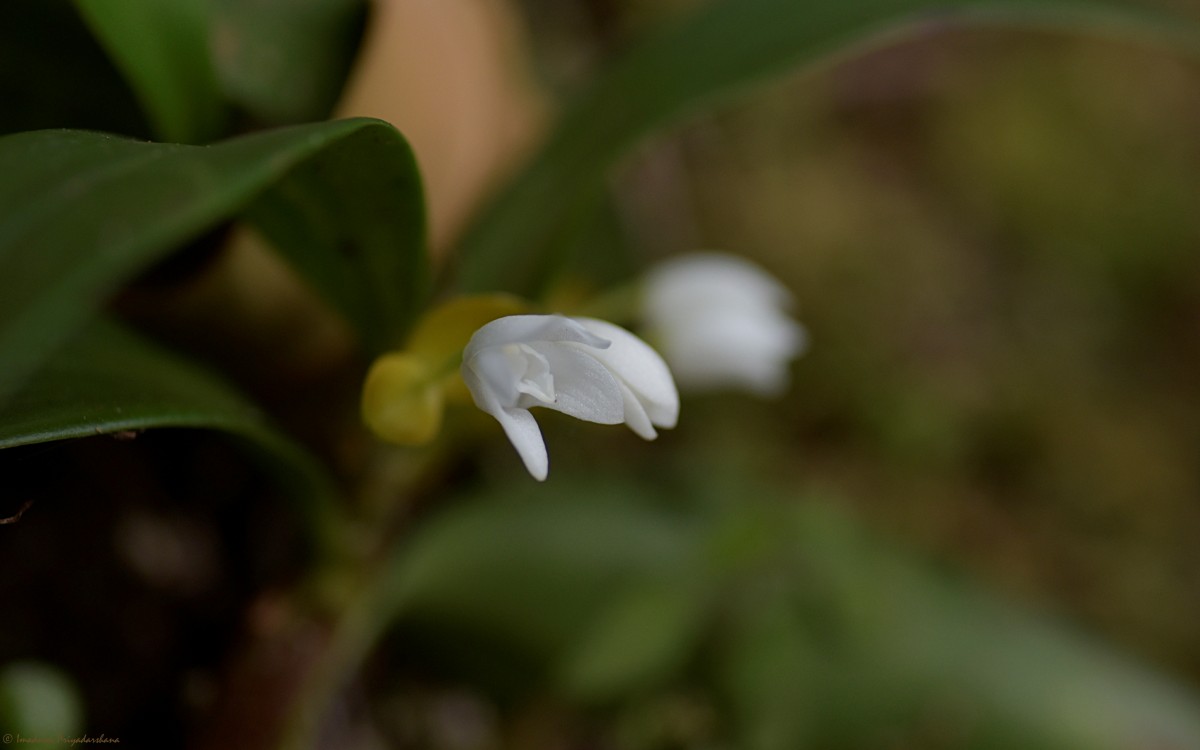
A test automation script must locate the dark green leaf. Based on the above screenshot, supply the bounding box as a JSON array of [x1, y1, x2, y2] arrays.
[[0, 118, 426, 405], [210, 0, 367, 125], [454, 0, 1198, 295], [245, 125, 428, 356], [0, 318, 340, 541], [72, 0, 225, 143]]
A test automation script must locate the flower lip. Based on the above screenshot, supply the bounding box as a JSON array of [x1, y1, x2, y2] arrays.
[[508, 343, 556, 403]]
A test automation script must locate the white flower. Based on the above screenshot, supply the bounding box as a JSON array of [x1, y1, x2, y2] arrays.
[[643, 252, 807, 396], [461, 315, 679, 480]]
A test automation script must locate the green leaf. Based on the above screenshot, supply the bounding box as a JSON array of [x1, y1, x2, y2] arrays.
[[245, 125, 428, 356], [0, 318, 340, 542], [454, 0, 1198, 295], [748, 502, 1200, 748], [72, 0, 225, 143], [0, 118, 426, 406], [719, 599, 818, 750], [279, 483, 701, 748], [385, 489, 699, 656], [323, 483, 697, 678], [210, 0, 367, 125], [557, 576, 709, 701]]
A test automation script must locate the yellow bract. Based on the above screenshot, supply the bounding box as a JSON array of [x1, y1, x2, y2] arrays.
[[407, 293, 528, 361], [361, 294, 528, 445], [361, 353, 444, 444]]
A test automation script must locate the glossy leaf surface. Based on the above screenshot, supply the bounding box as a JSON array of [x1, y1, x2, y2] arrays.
[[0, 319, 340, 530], [0, 118, 426, 405]]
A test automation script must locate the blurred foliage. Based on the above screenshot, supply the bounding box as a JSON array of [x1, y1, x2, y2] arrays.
[[0, 0, 152, 138], [0, 318, 338, 541], [456, 0, 1193, 296], [364, 476, 1200, 749], [665, 29, 1200, 679], [209, 0, 366, 127], [73, 0, 225, 143], [0, 662, 84, 747]]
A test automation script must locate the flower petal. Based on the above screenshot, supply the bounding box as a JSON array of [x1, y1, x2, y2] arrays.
[[527, 342, 625, 425], [494, 405, 549, 481], [464, 345, 522, 407], [616, 381, 656, 439], [462, 362, 549, 480], [645, 253, 793, 324], [663, 311, 805, 396], [642, 253, 805, 396], [574, 318, 679, 429], [464, 314, 609, 360]]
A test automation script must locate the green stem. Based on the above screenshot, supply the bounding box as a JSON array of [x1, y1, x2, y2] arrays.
[[277, 535, 415, 750]]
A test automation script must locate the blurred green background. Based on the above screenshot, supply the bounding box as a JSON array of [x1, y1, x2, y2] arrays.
[[516, 0, 1200, 683], [676, 29, 1200, 676]]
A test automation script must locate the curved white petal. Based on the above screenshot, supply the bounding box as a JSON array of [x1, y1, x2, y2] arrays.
[[464, 314, 608, 360], [462, 362, 550, 480], [527, 342, 625, 424], [574, 318, 679, 430], [494, 406, 549, 481], [616, 381, 656, 439]]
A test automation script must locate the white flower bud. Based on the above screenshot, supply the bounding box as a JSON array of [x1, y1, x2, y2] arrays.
[[462, 315, 679, 480], [644, 253, 807, 396]]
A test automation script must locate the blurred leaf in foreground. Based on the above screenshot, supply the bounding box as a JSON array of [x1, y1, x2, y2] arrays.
[[0, 118, 425, 407], [210, 0, 366, 126], [72, 0, 225, 143], [0, 319, 340, 545]]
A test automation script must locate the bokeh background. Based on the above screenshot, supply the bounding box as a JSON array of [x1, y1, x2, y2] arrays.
[[511, 0, 1200, 688]]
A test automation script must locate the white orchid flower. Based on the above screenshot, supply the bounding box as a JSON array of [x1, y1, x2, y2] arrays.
[[644, 252, 807, 397], [461, 315, 679, 480]]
